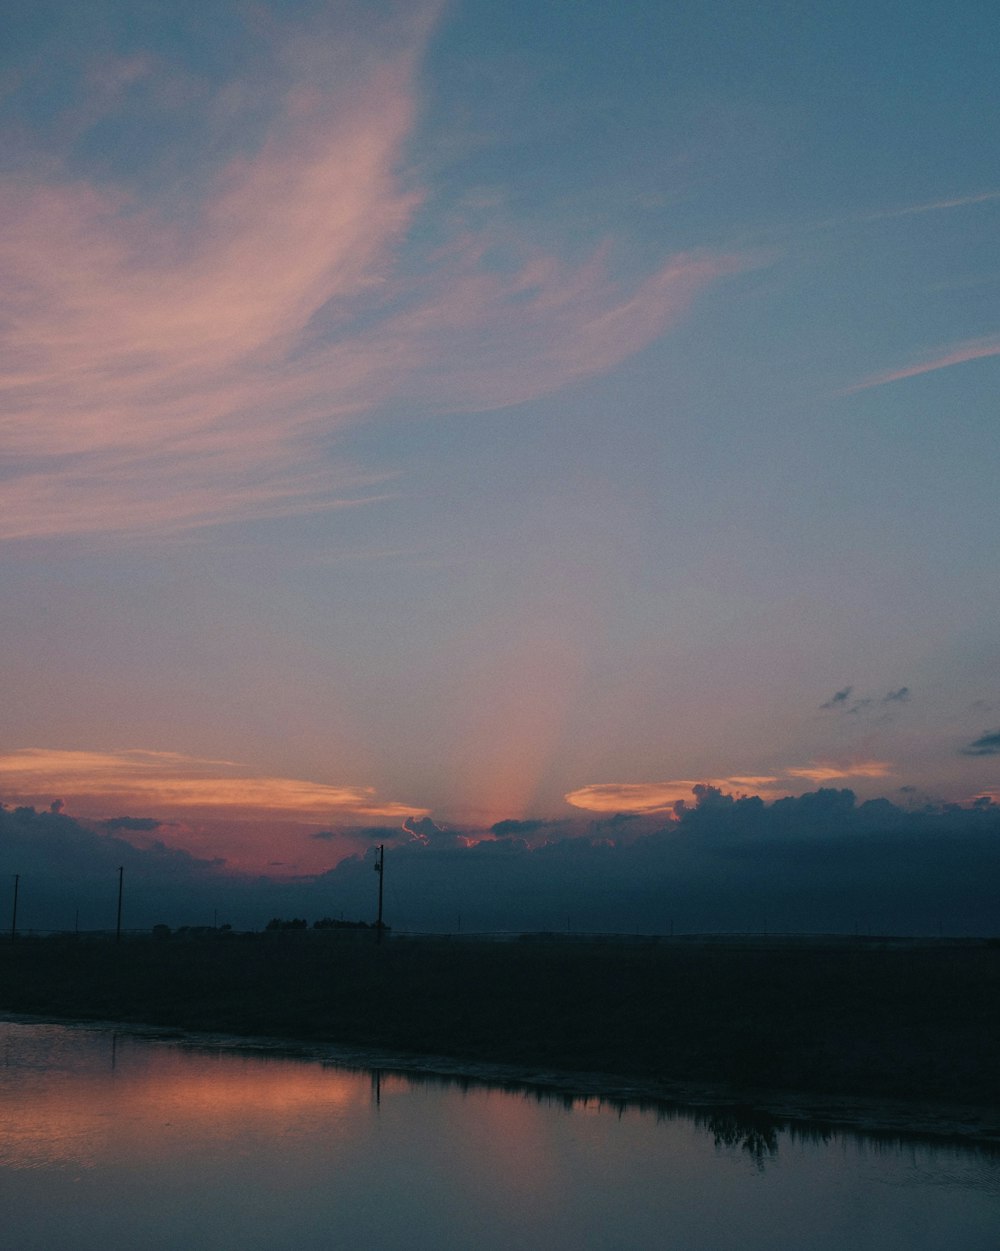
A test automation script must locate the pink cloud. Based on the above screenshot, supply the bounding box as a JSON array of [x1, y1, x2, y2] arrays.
[[0, 16, 745, 541]]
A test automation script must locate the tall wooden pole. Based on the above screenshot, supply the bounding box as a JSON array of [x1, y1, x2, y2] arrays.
[[375, 844, 384, 944], [10, 874, 19, 942], [116, 866, 124, 943]]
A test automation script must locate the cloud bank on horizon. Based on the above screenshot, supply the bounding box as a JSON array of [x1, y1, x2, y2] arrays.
[[4, 784, 999, 937], [1, 1, 998, 872]]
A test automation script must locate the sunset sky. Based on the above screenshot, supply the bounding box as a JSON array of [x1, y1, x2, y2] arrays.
[[2, 0, 998, 884]]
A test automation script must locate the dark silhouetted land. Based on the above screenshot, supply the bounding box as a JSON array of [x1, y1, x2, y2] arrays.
[[1, 932, 997, 1138]]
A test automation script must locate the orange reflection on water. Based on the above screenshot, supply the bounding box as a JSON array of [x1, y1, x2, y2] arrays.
[[0, 1037, 369, 1172], [448, 1086, 561, 1200]]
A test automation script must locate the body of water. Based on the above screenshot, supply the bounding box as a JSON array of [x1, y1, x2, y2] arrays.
[[0, 1019, 997, 1250]]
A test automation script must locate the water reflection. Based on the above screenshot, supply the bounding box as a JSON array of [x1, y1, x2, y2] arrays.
[[1, 1019, 998, 1251], [705, 1108, 781, 1166]]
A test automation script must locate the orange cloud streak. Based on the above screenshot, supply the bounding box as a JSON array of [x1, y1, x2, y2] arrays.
[[565, 762, 893, 813], [564, 777, 781, 814], [0, 748, 425, 823], [784, 760, 893, 782]]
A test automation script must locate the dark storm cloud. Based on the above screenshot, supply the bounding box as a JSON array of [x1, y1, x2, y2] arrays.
[[311, 823, 415, 844], [883, 687, 910, 703], [960, 729, 1000, 757], [313, 824, 410, 843], [0, 803, 247, 931], [299, 787, 1000, 938], [470, 835, 529, 854], [591, 812, 642, 835], [820, 686, 852, 710], [400, 816, 467, 848], [490, 818, 551, 836], [7, 788, 1000, 938]]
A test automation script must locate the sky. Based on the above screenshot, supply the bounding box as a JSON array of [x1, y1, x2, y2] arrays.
[[1, 1, 998, 930]]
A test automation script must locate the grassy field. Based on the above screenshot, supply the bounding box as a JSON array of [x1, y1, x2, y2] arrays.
[[1, 932, 998, 1109]]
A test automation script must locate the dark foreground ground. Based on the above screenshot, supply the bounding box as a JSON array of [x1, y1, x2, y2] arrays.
[[2, 932, 998, 1135]]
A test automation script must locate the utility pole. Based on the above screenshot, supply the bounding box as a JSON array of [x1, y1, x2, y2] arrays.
[[10, 874, 19, 942], [116, 866, 124, 943], [374, 844, 384, 944]]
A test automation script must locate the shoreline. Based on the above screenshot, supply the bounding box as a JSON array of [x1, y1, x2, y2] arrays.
[[4, 1008, 998, 1150], [2, 934, 998, 1148]]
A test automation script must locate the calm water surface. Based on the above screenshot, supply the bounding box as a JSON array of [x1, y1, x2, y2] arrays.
[[1, 1020, 997, 1250]]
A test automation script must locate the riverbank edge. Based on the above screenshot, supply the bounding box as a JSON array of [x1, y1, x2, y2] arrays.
[[5, 1009, 998, 1150]]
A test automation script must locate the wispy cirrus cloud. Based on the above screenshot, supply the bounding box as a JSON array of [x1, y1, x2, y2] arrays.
[[0, 748, 425, 822], [0, 11, 744, 541], [845, 333, 1000, 394], [865, 189, 1000, 220]]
